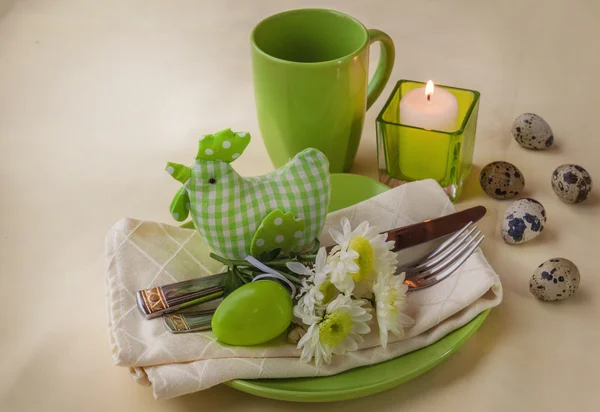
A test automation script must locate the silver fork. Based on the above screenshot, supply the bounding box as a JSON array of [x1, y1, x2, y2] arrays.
[[162, 222, 485, 333], [401, 221, 485, 290]]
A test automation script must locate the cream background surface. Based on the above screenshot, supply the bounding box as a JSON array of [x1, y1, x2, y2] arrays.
[[1, 0, 599, 411]]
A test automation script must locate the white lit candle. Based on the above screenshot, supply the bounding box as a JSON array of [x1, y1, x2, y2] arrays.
[[399, 80, 458, 132]]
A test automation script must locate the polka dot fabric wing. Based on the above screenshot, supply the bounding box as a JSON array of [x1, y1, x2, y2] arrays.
[[169, 186, 190, 222], [187, 147, 330, 259], [250, 209, 306, 257]]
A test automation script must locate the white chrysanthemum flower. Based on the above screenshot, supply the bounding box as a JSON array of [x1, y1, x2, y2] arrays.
[[293, 278, 338, 325], [297, 294, 372, 367], [372, 270, 415, 348], [328, 217, 397, 295], [286, 247, 331, 285], [328, 251, 357, 294], [289, 247, 340, 324]]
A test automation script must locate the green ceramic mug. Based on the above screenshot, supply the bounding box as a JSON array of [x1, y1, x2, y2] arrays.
[[251, 9, 395, 173]]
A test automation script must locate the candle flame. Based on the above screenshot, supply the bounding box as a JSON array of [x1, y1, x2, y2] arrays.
[[425, 80, 434, 101]]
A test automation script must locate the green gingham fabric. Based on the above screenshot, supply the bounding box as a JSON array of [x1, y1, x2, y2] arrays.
[[185, 148, 330, 259]]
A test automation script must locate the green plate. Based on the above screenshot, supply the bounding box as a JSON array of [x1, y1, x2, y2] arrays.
[[225, 173, 491, 402], [327, 173, 390, 212]]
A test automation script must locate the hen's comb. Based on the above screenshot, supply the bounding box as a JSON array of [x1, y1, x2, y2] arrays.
[[196, 128, 251, 163]]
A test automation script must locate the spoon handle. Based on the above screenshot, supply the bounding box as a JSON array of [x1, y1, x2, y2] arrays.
[[136, 273, 225, 319]]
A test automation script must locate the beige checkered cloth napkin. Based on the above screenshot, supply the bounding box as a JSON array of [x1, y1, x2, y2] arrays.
[[105, 179, 502, 399]]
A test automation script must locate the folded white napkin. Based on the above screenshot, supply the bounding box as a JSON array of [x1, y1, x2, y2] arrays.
[[105, 179, 502, 399]]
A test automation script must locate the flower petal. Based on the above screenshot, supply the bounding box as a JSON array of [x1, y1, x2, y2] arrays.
[[344, 337, 358, 352], [345, 261, 360, 273], [364, 225, 381, 239], [350, 306, 367, 316], [370, 233, 388, 246], [354, 221, 369, 236], [379, 327, 389, 348], [396, 312, 415, 326], [352, 322, 371, 334], [286, 261, 308, 275], [354, 312, 373, 322], [332, 344, 346, 356], [316, 247, 327, 268], [314, 271, 327, 285], [329, 228, 346, 246], [297, 323, 315, 348], [341, 249, 359, 260], [341, 217, 352, 237], [349, 332, 364, 344]]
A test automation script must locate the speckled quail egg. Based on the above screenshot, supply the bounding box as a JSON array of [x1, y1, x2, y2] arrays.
[[551, 164, 593, 203], [511, 113, 554, 150], [529, 258, 580, 301], [480, 161, 525, 199], [501, 198, 546, 244]]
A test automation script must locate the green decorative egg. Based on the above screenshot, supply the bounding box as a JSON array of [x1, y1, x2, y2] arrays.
[[212, 280, 293, 346]]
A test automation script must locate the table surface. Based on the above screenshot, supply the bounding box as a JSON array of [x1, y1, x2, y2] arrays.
[[1, 0, 599, 410]]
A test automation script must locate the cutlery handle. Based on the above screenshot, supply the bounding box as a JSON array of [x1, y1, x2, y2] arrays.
[[163, 309, 215, 333], [136, 273, 225, 319], [137, 206, 486, 318]]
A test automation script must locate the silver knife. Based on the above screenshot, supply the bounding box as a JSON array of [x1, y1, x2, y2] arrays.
[[137, 205, 486, 320]]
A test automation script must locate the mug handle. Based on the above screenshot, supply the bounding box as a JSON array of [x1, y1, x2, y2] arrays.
[[366, 29, 395, 110]]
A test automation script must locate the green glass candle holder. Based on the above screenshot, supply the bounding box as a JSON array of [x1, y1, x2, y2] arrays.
[[376, 80, 480, 202]]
